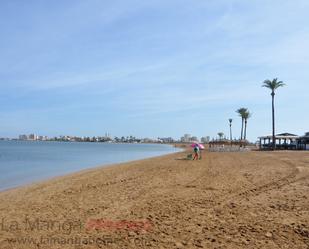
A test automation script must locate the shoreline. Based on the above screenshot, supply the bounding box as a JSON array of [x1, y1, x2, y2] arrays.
[[0, 150, 308, 249], [0, 147, 185, 194], [0, 141, 183, 193]]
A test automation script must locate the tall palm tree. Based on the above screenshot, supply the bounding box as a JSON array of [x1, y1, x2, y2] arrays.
[[243, 110, 252, 141], [229, 118, 233, 141], [262, 78, 285, 150], [236, 108, 248, 140]]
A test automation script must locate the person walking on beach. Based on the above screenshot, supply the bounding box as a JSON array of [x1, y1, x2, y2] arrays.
[[193, 145, 200, 160]]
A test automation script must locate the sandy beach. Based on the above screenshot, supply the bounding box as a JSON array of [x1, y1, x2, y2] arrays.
[[0, 149, 308, 249]]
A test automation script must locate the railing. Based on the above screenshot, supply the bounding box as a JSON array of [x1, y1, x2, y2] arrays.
[[209, 146, 251, 152]]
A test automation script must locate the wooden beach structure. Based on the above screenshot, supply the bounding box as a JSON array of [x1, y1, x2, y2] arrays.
[[258, 133, 299, 150], [259, 132, 309, 150]]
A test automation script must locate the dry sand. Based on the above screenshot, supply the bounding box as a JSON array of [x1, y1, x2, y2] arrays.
[[0, 149, 308, 249]]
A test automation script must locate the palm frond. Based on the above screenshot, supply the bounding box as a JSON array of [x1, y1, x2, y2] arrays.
[[243, 111, 252, 120], [262, 78, 285, 90], [236, 108, 248, 118]]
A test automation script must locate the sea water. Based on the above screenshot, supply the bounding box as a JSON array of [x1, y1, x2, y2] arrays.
[[0, 141, 180, 191]]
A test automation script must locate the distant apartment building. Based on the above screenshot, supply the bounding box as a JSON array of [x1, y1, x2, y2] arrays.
[[28, 134, 37, 140], [37, 136, 48, 141], [59, 136, 72, 141], [19, 134, 28, 140], [191, 136, 199, 142], [201, 136, 210, 143], [141, 138, 155, 143], [180, 134, 199, 143], [158, 137, 175, 143], [180, 134, 191, 143]]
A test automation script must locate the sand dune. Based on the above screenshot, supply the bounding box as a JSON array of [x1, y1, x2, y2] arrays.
[[0, 149, 308, 249]]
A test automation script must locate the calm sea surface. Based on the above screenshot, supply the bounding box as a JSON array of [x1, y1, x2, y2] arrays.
[[0, 141, 180, 191]]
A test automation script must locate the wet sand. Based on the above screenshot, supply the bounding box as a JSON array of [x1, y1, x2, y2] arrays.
[[0, 149, 308, 249]]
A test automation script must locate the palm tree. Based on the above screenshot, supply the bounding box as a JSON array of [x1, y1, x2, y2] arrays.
[[262, 78, 285, 150], [218, 132, 224, 140], [229, 118, 233, 141], [236, 108, 248, 140], [243, 110, 252, 141]]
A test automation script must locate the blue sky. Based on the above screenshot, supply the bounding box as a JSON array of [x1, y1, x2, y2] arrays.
[[1, 0, 309, 141]]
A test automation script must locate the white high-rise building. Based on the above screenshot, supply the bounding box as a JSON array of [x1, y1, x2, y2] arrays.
[[181, 134, 191, 143]]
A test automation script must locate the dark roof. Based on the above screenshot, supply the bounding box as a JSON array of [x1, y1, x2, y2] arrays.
[[277, 133, 298, 136], [259, 133, 299, 139]]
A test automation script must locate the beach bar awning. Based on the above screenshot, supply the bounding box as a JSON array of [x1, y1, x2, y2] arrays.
[[258, 133, 299, 140]]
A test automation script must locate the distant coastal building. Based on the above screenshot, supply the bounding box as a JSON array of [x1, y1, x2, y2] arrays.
[[201, 136, 210, 143], [141, 138, 155, 143], [15, 133, 178, 144], [19, 134, 28, 140], [18, 134, 49, 141], [180, 134, 200, 143], [37, 136, 48, 141], [158, 137, 175, 143], [180, 134, 191, 143], [191, 136, 199, 142], [28, 134, 37, 140]]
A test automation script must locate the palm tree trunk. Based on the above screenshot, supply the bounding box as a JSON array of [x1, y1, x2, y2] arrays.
[[230, 124, 232, 141], [272, 92, 276, 150], [244, 119, 247, 140], [240, 118, 244, 140]]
